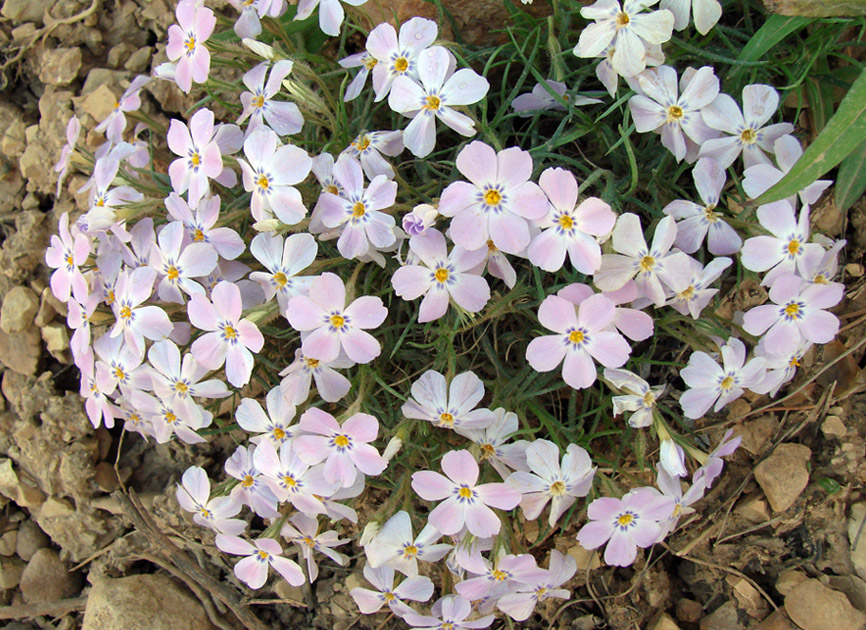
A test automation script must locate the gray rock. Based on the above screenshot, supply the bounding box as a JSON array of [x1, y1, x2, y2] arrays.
[[1, 0, 45, 23], [0, 327, 40, 375], [784, 578, 866, 630], [1, 285, 39, 333], [15, 519, 48, 562], [754, 443, 811, 513], [19, 548, 82, 603], [82, 574, 218, 630], [0, 529, 17, 555], [0, 555, 24, 589]]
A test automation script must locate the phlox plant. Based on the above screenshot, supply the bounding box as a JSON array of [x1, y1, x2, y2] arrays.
[[47, 0, 858, 626]]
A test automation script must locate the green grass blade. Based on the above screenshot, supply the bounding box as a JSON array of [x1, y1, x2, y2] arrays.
[[728, 15, 811, 82], [835, 137, 866, 213], [753, 65, 866, 206]]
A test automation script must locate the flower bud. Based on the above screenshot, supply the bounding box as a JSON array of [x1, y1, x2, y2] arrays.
[[253, 218, 280, 232], [402, 204, 438, 236], [382, 436, 403, 462], [359, 520, 381, 547], [242, 38, 276, 60], [659, 439, 687, 478]]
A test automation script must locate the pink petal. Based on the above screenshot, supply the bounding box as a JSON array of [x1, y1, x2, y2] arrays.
[[411, 471, 454, 501], [455, 141, 497, 187], [340, 328, 381, 364], [301, 326, 341, 362], [345, 296, 387, 329], [525, 335, 567, 373], [463, 503, 502, 538], [441, 449, 479, 486], [309, 272, 346, 311]]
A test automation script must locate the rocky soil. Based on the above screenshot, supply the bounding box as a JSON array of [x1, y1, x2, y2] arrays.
[[0, 1, 865, 630]]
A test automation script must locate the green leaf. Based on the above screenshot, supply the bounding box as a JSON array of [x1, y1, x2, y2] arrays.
[[835, 137, 866, 213], [754, 65, 866, 206], [728, 15, 811, 82]]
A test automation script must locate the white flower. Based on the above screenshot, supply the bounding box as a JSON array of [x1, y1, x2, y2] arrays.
[[660, 0, 722, 35]]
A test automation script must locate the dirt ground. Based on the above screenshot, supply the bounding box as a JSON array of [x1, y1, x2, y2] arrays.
[[1, 1, 866, 629]]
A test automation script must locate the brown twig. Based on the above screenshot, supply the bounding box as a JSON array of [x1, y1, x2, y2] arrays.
[[0, 596, 87, 620], [115, 489, 269, 630]]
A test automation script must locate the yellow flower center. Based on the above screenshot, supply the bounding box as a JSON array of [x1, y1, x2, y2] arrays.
[[740, 128, 757, 144], [787, 239, 800, 256], [814, 274, 828, 285], [480, 443, 496, 459], [643, 390, 656, 407], [667, 105, 684, 122], [273, 272, 288, 288], [402, 544, 418, 558], [615, 12, 630, 27], [720, 375, 735, 391], [252, 94, 265, 109], [66, 254, 75, 266], [242, 474, 255, 488], [190, 152, 201, 167], [257, 174, 269, 190], [549, 480, 567, 496], [439, 412, 454, 427], [491, 569, 508, 581], [106, 289, 116, 305], [784, 302, 800, 318], [486, 239, 497, 252], [273, 427, 286, 440], [185, 37, 196, 52], [536, 587, 548, 598], [458, 486, 473, 499], [789, 356, 801, 368], [639, 255, 655, 272], [165, 411, 177, 424], [302, 536, 315, 547], [224, 325, 237, 340], [257, 550, 269, 560], [364, 57, 378, 70], [393, 57, 409, 73], [334, 434, 350, 448], [96, 196, 105, 207], [199, 507, 211, 518], [678, 285, 695, 300], [569, 330, 585, 344], [616, 512, 634, 526], [434, 267, 449, 283], [383, 591, 396, 601], [166, 265, 179, 281], [175, 381, 189, 395], [113, 367, 126, 381], [326, 184, 339, 195], [483, 188, 502, 207], [120, 306, 133, 320], [330, 314, 346, 329], [193, 229, 205, 242], [305, 357, 320, 368], [283, 474, 296, 487], [704, 205, 720, 223], [424, 95, 441, 111], [353, 135, 371, 152], [352, 201, 366, 218], [558, 214, 574, 230], [128, 413, 141, 425]]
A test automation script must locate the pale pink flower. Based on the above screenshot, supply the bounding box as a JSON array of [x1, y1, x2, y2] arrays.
[[576, 487, 674, 566], [253, 439, 338, 513], [743, 135, 832, 208], [365, 18, 439, 101], [67, 289, 101, 361], [96, 75, 150, 143], [800, 238, 846, 288], [165, 193, 245, 260], [507, 440, 596, 526], [364, 511, 452, 577], [79, 353, 117, 429], [664, 255, 732, 318], [742, 272, 843, 351], [46, 212, 90, 302], [388, 47, 489, 157], [82, 157, 143, 230], [316, 154, 397, 259], [225, 444, 280, 518], [559, 281, 654, 342], [455, 553, 547, 603], [295, 0, 368, 36], [740, 203, 823, 286], [594, 213, 690, 306], [604, 368, 664, 428], [404, 595, 494, 630], [176, 466, 245, 535], [679, 337, 766, 419], [249, 232, 317, 312], [236, 386, 297, 447], [166, 0, 216, 93], [574, 0, 675, 78], [438, 141, 548, 254], [525, 293, 631, 389], [93, 332, 148, 396], [692, 429, 740, 488], [661, 0, 721, 32], [342, 130, 403, 180], [167, 109, 223, 208], [629, 65, 719, 161], [659, 439, 687, 477], [146, 339, 230, 416], [285, 272, 387, 364], [228, 0, 286, 39], [470, 238, 523, 289], [401, 369, 495, 431], [151, 221, 218, 303], [512, 80, 601, 116], [110, 267, 173, 357], [392, 229, 490, 323], [699, 85, 794, 169], [130, 389, 210, 444], [350, 564, 433, 616], [656, 468, 705, 539], [281, 513, 349, 582], [754, 338, 812, 397], [294, 408, 387, 487], [339, 51, 378, 101], [528, 167, 615, 273], [411, 449, 520, 538], [187, 281, 265, 388], [279, 348, 353, 404], [457, 408, 531, 479], [663, 157, 741, 255], [596, 42, 664, 96], [216, 535, 305, 589], [497, 550, 576, 621], [238, 127, 311, 225], [238, 60, 303, 136], [54, 116, 81, 196]]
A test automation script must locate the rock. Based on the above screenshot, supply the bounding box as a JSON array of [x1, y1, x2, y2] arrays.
[[754, 443, 811, 512], [0, 459, 45, 508], [567, 542, 601, 571], [784, 579, 866, 630], [19, 548, 82, 603], [776, 569, 808, 596], [755, 609, 796, 630], [651, 613, 682, 630], [849, 502, 866, 581], [700, 601, 743, 630], [93, 462, 118, 493], [1, 0, 44, 22], [15, 520, 48, 562], [0, 556, 24, 589], [82, 574, 218, 630], [0, 529, 17, 556], [80, 83, 118, 125], [39, 48, 82, 85], [0, 286, 39, 334], [677, 598, 704, 623], [739, 416, 779, 455], [41, 323, 70, 362], [125, 47, 152, 72], [822, 415, 847, 438], [0, 327, 40, 375], [826, 575, 866, 612], [727, 575, 769, 618], [735, 495, 771, 524]]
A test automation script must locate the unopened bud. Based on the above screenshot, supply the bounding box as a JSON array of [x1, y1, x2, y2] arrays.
[[659, 439, 687, 478], [402, 204, 439, 236], [359, 520, 381, 547], [253, 218, 280, 232], [242, 38, 276, 60], [382, 436, 403, 462]]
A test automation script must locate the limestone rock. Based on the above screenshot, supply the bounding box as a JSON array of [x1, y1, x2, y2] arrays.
[[0, 529, 17, 556], [700, 601, 743, 630], [1, 0, 45, 23], [125, 47, 152, 72], [80, 84, 118, 125], [821, 415, 847, 438], [755, 609, 796, 630], [784, 578, 866, 630], [19, 548, 82, 603], [82, 574, 218, 630], [0, 286, 39, 333], [41, 322, 70, 362], [14, 520, 47, 562], [651, 613, 682, 630], [848, 502, 866, 582], [776, 569, 809, 596], [0, 556, 24, 589], [568, 542, 601, 571], [754, 443, 811, 512], [39, 48, 82, 85], [0, 327, 40, 375], [735, 495, 771, 524]]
